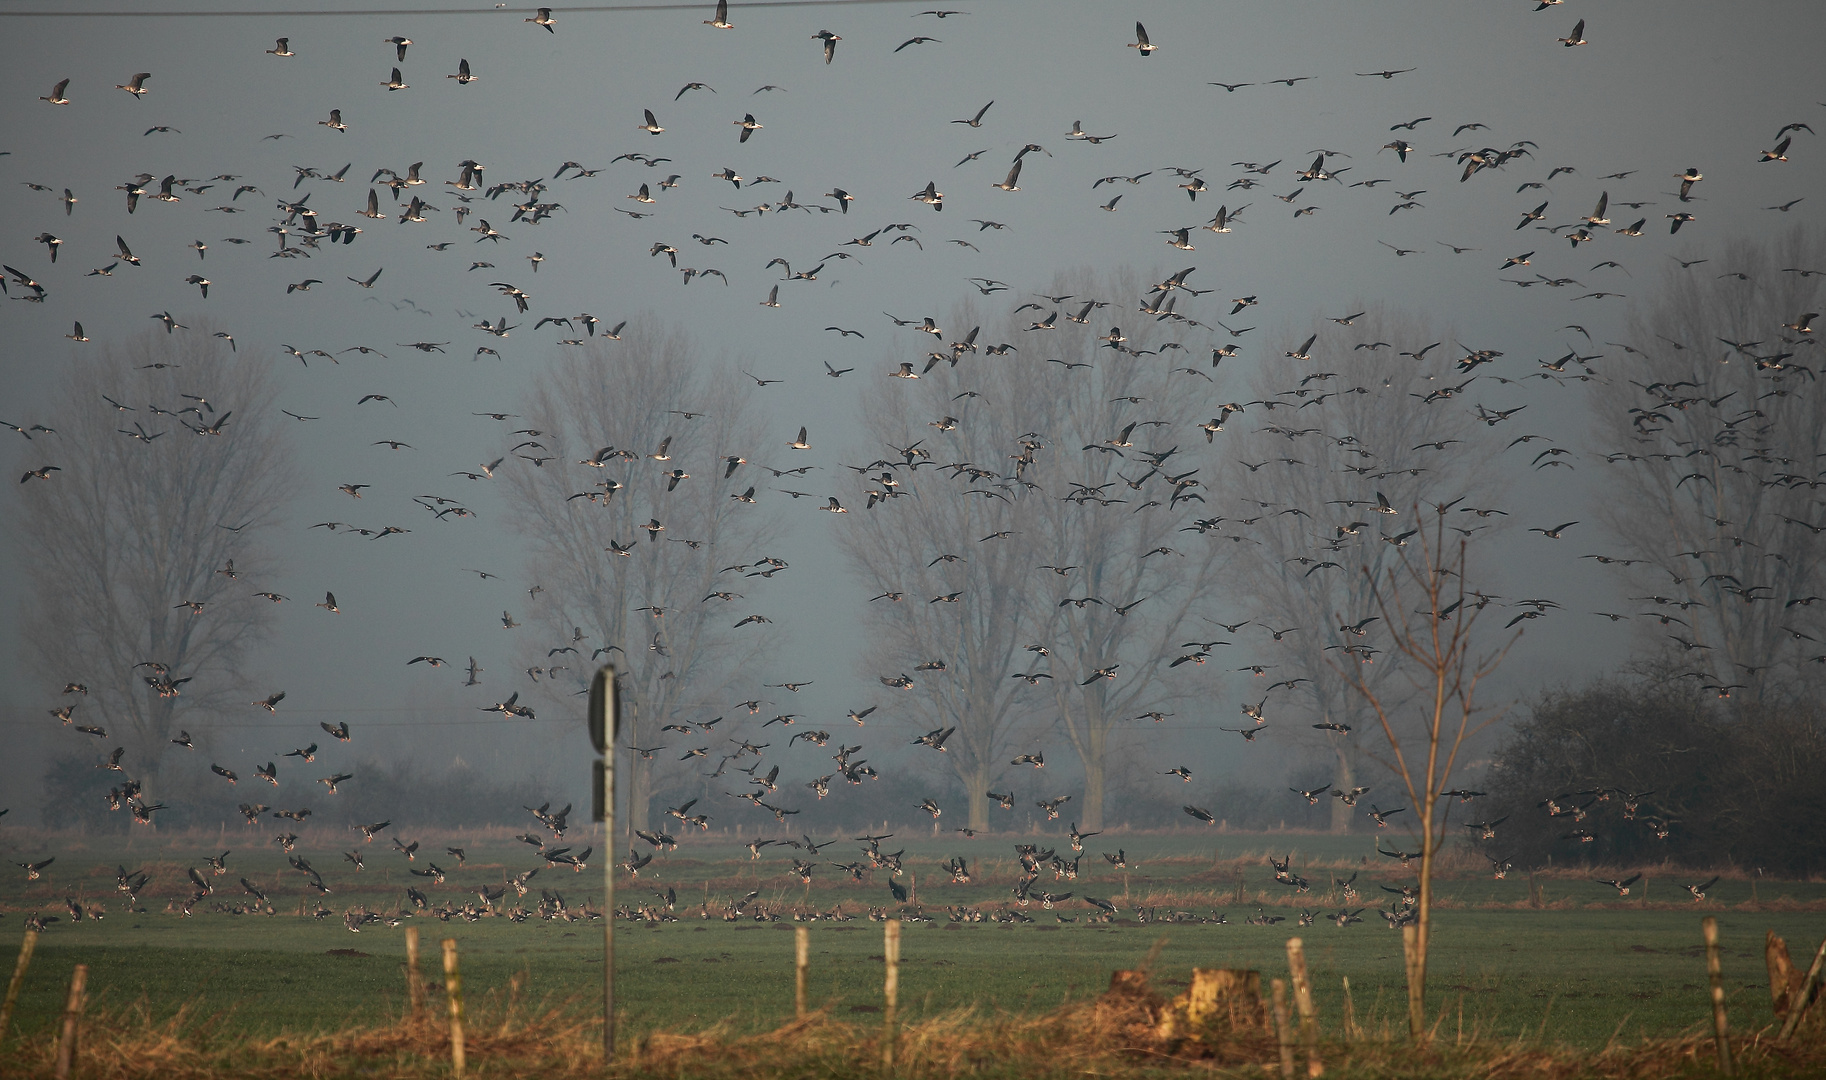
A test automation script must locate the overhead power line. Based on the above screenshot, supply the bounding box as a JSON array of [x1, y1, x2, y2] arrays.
[[0, 0, 913, 17]]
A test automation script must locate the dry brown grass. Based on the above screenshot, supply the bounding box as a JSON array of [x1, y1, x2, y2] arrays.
[[3, 972, 1822, 1079]]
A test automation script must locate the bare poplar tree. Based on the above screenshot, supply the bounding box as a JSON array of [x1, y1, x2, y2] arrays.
[[839, 277, 1235, 832], [15, 329, 293, 806], [1590, 229, 1826, 705], [503, 324, 778, 832], [1028, 334, 1234, 834], [839, 325, 1049, 832], [1223, 308, 1502, 830]]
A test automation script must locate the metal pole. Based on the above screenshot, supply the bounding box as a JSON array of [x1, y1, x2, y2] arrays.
[[589, 664, 620, 1068], [603, 752, 616, 1064]]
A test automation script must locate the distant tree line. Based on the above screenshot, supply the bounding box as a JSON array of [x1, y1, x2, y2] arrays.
[[1481, 665, 1826, 876]]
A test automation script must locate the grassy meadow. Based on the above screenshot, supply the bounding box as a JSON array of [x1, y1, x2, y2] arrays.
[[2, 828, 1823, 1076]]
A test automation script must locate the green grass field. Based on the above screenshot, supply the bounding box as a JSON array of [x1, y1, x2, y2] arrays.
[[3, 830, 1823, 1054]]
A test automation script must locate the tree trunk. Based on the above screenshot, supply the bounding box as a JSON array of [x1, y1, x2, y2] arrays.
[[1410, 865, 1430, 1039], [1081, 721, 1106, 832], [1410, 789, 1438, 1040], [626, 752, 651, 834], [1328, 739, 1355, 834], [964, 760, 990, 833]]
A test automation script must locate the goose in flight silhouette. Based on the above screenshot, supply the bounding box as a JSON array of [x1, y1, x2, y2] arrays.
[[1128, 22, 1157, 56]]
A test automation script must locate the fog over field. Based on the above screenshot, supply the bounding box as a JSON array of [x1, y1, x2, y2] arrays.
[[0, 0, 1822, 873]]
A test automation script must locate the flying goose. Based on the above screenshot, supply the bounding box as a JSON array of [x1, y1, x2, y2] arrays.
[[1128, 22, 1156, 56]]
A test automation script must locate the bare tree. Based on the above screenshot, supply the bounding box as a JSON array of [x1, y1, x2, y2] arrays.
[[503, 324, 778, 832], [839, 277, 1235, 832], [1030, 338, 1234, 834], [15, 329, 293, 812], [839, 319, 1049, 832], [1224, 308, 1502, 830], [1341, 515, 1513, 1041], [1590, 230, 1826, 706]]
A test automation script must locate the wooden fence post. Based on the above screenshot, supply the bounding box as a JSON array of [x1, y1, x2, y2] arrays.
[[0, 928, 39, 1041], [52, 964, 87, 1080], [795, 926, 810, 1019], [443, 938, 466, 1077], [1778, 937, 1826, 1041], [1702, 916, 1732, 1076], [1285, 937, 1322, 1077], [1271, 977, 1295, 1079], [405, 925, 423, 1016], [882, 920, 900, 1070]]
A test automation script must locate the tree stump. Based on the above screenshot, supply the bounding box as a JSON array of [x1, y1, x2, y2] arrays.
[[1768, 931, 1804, 1018], [1157, 968, 1267, 1045]]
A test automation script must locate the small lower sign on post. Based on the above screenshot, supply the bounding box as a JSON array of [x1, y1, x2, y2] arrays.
[[588, 665, 619, 1063]]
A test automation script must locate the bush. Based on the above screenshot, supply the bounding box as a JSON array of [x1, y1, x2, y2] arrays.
[[1482, 669, 1826, 876]]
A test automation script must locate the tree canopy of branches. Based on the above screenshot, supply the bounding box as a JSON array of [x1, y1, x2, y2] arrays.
[[1225, 307, 1502, 830], [840, 279, 1234, 832], [1482, 666, 1826, 877], [1590, 229, 1826, 707], [838, 371, 1041, 831], [17, 329, 293, 812], [504, 324, 777, 832]]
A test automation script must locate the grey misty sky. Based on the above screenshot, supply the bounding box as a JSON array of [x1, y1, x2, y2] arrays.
[[0, 0, 1820, 811]]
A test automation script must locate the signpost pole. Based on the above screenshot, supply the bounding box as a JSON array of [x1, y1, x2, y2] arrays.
[[603, 754, 614, 1064], [589, 666, 620, 1068]]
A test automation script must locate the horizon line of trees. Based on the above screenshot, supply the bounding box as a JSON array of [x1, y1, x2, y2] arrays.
[[1481, 661, 1826, 876]]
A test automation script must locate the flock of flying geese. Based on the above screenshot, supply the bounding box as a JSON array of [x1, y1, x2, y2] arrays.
[[8, 2, 1821, 930]]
